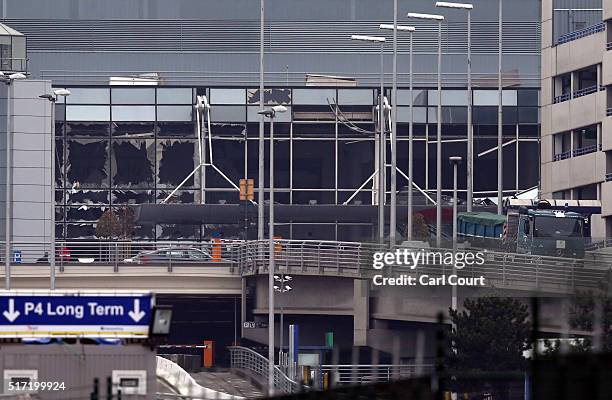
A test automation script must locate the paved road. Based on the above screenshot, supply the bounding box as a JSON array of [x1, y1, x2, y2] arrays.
[[190, 370, 265, 398]]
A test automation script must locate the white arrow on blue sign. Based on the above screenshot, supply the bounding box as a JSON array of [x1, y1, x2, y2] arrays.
[[0, 292, 153, 338]]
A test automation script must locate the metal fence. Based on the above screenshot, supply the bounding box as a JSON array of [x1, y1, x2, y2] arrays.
[[0, 240, 241, 272], [555, 21, 605, 45], [237, 239, 612, 292], [229, 346, 302, 394], [319, 364, 435, 385]]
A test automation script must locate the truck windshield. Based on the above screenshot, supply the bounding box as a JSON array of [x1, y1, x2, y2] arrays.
[[533, 216, 582, 238]]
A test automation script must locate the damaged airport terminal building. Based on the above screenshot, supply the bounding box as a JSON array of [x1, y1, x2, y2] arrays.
[[0, 0, 555, 241]]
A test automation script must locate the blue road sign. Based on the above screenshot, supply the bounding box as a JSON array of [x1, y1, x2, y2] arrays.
[[12, 251, 21, 264], [0, 292, 153, 338]]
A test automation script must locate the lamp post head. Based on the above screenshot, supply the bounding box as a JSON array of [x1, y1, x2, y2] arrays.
[[350, 34, 386, 43], [449, 156, 463, 165], [379, 24, 416, 32], [407, 12, 444, 21], [53, 88, 71, 97], [436, 1, 473, 10], [257, 105, 287, 118]]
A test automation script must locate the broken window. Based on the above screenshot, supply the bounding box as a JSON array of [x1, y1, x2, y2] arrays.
[[112, 190, 154, 204], [292, 140, 335, 189], [205, 139, 245, 188], [247, 88, 292, 105], [112, 122, 155, 138], [111, 139, 155, 188], [156, 224, 199, 240], [210, 123, 246, 139], [66, 121, 109, 137], [66, 206, 105, 222], [66, 223, 96, 239], [157, 140, 197, 188], [67, 190, 110, 205], [55, 139, 64, 187], [156, 190, 195, 204], [158, 121, 196, 137], [66, 139, 109, 188]]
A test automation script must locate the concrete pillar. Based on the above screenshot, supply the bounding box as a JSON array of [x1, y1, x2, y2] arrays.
[[353, 279, 369, 346]]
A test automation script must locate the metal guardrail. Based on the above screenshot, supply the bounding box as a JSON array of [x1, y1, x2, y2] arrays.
[[156, 355, 244, 400], [0, 240, 241, 272], [553, 92, 571, 104], [573, 84, 603, 99], [573, 143, 601, 157], [320, 364, 435, 385], [229, 346, 301, 394], [556, 22, 605, 45], [553, 150, 572, 161], [237, 240, 612, 292]]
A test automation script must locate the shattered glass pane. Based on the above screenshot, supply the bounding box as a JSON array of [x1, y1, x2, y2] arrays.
[[66, 223, 96, 238], [247, 88, 292, 105], [111, 139, 155, 188], [55, 139, 64, 187], [155, 190, 195, 204], [66, 139, 109, 188], [112, 122, 155, 138], [112, 190, 154, 204], [55, 206, 64, 221], [204, 139, 244, 188], [66, 122, 109, 137], [210, 123, 246, 139], [156, 140, 197, 188], [66, 206, 105, 222], [156, 224, 199, 240], [67, 190, 110, 205], [158, 121, 196, 137]]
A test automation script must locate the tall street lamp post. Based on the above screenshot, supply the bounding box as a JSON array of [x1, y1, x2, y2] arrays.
[[1, 72, 26, 290], [39, 89, 71, 290], [436, 2, 474, 212], [449, 156, 462, 315], [258, 104, 287, 397], [497, 0, 504, 214], [379, 24, 416, 242], [407, 13, 444, 247], [350, 35, 386, 244], [258, 0, 265, 240]]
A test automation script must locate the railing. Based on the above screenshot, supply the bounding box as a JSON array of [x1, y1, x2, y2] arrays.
[[237, 240, 612, 292], [320, 364, 435, 385], [0, 240, 241, 272], [229, 346, 302, 394], [573, 84, 602, 99], [606, 172, 612, 182], [553, 92, 571, 104], [156, 356, 244, 400], [556, 22, 605, 45], [573, 143, 601, 156], [607, 107, 612, 116], [553, 150, 572, 161], [236, 239, 384, 276]]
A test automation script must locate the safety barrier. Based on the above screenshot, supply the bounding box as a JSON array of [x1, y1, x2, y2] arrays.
[[0, 240, 241, 272], [556, 22, 605, 45], [229, 346, 302, 394], [237, 239, 612, 292], [319, 364, 435, 385], [156, 355, 245, 400]]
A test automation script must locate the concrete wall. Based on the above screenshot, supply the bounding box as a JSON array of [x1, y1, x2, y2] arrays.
[[0, 344, 155, 400], [0, 80, 52, 257]]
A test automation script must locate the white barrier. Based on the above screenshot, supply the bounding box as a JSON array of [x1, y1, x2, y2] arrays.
[[156, 356, 245, 400]]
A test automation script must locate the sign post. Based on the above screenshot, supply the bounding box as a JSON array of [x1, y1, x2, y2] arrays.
[[0, 291, 153, 338]]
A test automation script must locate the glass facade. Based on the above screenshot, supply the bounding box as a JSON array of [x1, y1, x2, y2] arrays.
[[54, 86, 540, 240]]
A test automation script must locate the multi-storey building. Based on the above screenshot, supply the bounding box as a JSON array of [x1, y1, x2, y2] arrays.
[[541, 0, 608, 237]]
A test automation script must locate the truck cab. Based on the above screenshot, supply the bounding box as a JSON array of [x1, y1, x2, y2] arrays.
[[517, 209, 585, 258]]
